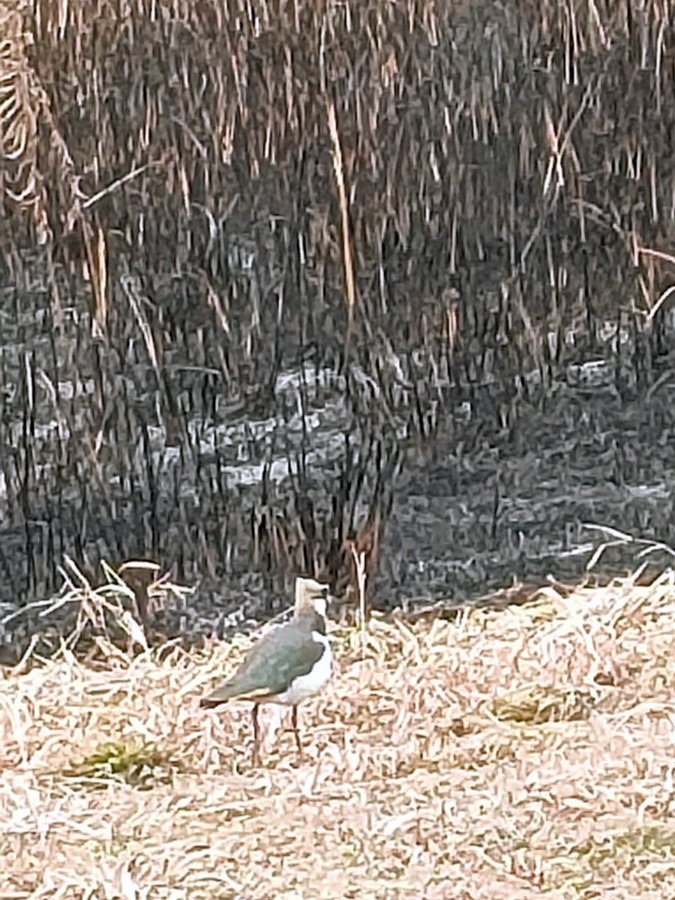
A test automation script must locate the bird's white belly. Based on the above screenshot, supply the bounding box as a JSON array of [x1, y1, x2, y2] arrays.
[[269, 632, 332, 706]]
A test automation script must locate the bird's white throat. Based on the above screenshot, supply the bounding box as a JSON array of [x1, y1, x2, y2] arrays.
[[313, 596, 327, 617]]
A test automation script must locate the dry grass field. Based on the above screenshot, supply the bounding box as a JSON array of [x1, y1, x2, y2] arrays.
[[3, 569, 675, 899]]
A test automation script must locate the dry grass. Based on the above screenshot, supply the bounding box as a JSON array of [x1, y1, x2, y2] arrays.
[[4, 570, 675, 899]]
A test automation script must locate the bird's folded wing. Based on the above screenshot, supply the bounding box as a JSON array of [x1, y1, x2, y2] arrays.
[[212, 624, 326, 700]]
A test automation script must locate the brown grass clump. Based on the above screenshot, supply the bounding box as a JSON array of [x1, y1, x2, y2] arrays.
[[4, 570, 675, 898]]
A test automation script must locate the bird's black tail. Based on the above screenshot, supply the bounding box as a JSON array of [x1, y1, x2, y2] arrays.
[[199, 697, 224, 709]]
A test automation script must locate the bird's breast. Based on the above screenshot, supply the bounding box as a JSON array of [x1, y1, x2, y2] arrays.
[[268, 631, 332, 706]]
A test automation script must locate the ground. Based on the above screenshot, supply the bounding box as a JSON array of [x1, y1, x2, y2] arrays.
[[3, 571, 675, 899]]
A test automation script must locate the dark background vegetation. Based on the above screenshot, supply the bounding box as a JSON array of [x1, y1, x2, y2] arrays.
[[1, 0, 674, 637]]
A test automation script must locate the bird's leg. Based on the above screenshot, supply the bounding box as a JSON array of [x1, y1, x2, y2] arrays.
[[291, 705, 303, 757], [251, 704, 261, 766]]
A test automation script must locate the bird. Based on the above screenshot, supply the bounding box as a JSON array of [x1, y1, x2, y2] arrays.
[[200, 577, 332, 765]]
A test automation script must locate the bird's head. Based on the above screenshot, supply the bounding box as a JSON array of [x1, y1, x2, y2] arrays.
[[295, 576, 330, 617]]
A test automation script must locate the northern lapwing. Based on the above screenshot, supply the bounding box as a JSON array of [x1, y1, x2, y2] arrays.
[[200, 578, 332, 765]]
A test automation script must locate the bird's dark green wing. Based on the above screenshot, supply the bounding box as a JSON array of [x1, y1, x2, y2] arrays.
[[207, 622, 325, 702]]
